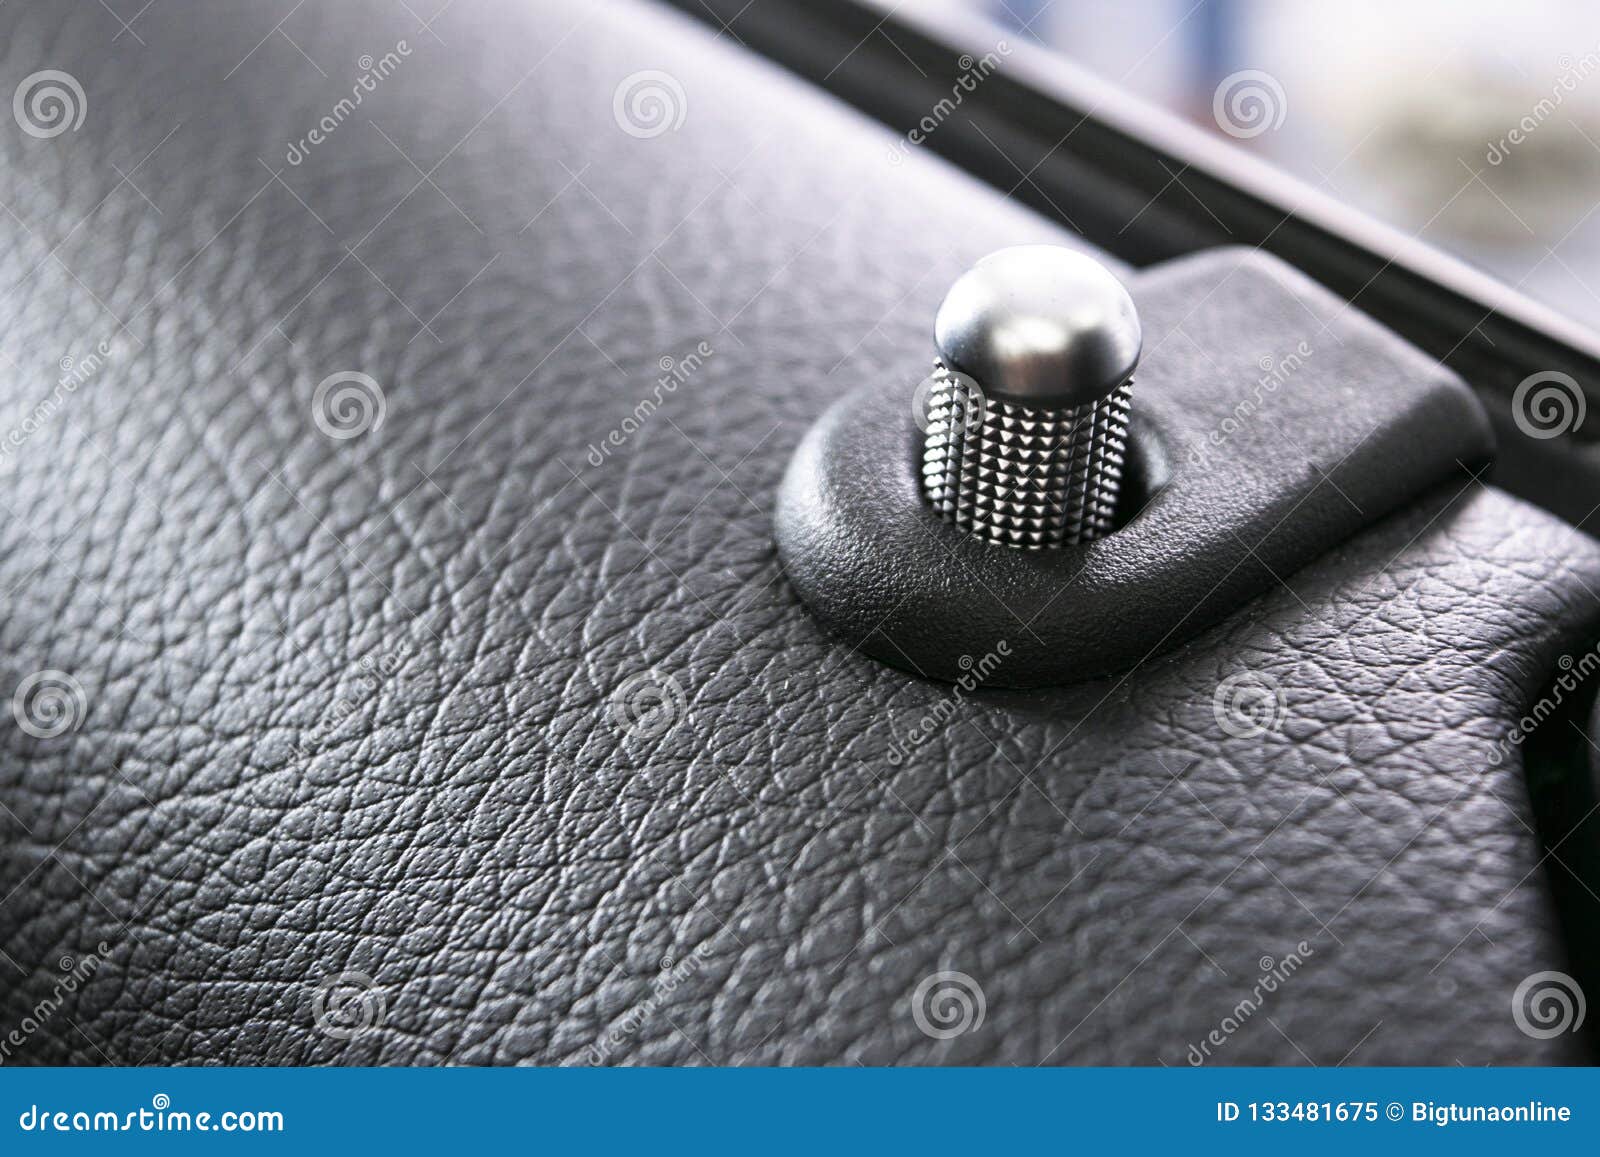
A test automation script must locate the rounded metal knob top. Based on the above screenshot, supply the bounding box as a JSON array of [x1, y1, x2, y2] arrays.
[[934, 245, 1142, 406]]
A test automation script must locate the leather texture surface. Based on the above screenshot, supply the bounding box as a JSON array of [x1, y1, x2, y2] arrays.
[[0, 0, 1597, 1065], [776, 247, 1495, 686]]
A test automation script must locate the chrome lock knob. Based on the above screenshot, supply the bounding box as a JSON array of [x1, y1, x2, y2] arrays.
[[921, 245, 1141, 548]]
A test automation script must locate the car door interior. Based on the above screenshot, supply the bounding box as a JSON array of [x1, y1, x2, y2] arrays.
[[2, 0, 1598, 1065]]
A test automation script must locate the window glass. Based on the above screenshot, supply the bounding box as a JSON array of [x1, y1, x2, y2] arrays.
[[917, 0, 1600, 329]]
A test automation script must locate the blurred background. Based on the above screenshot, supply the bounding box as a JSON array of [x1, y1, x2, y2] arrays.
[[915, 0, 1600, 329]]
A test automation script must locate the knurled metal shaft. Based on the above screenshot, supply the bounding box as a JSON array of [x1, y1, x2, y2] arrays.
[[921, 245, 1141, 550], [921, 361, 1133, 548]]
